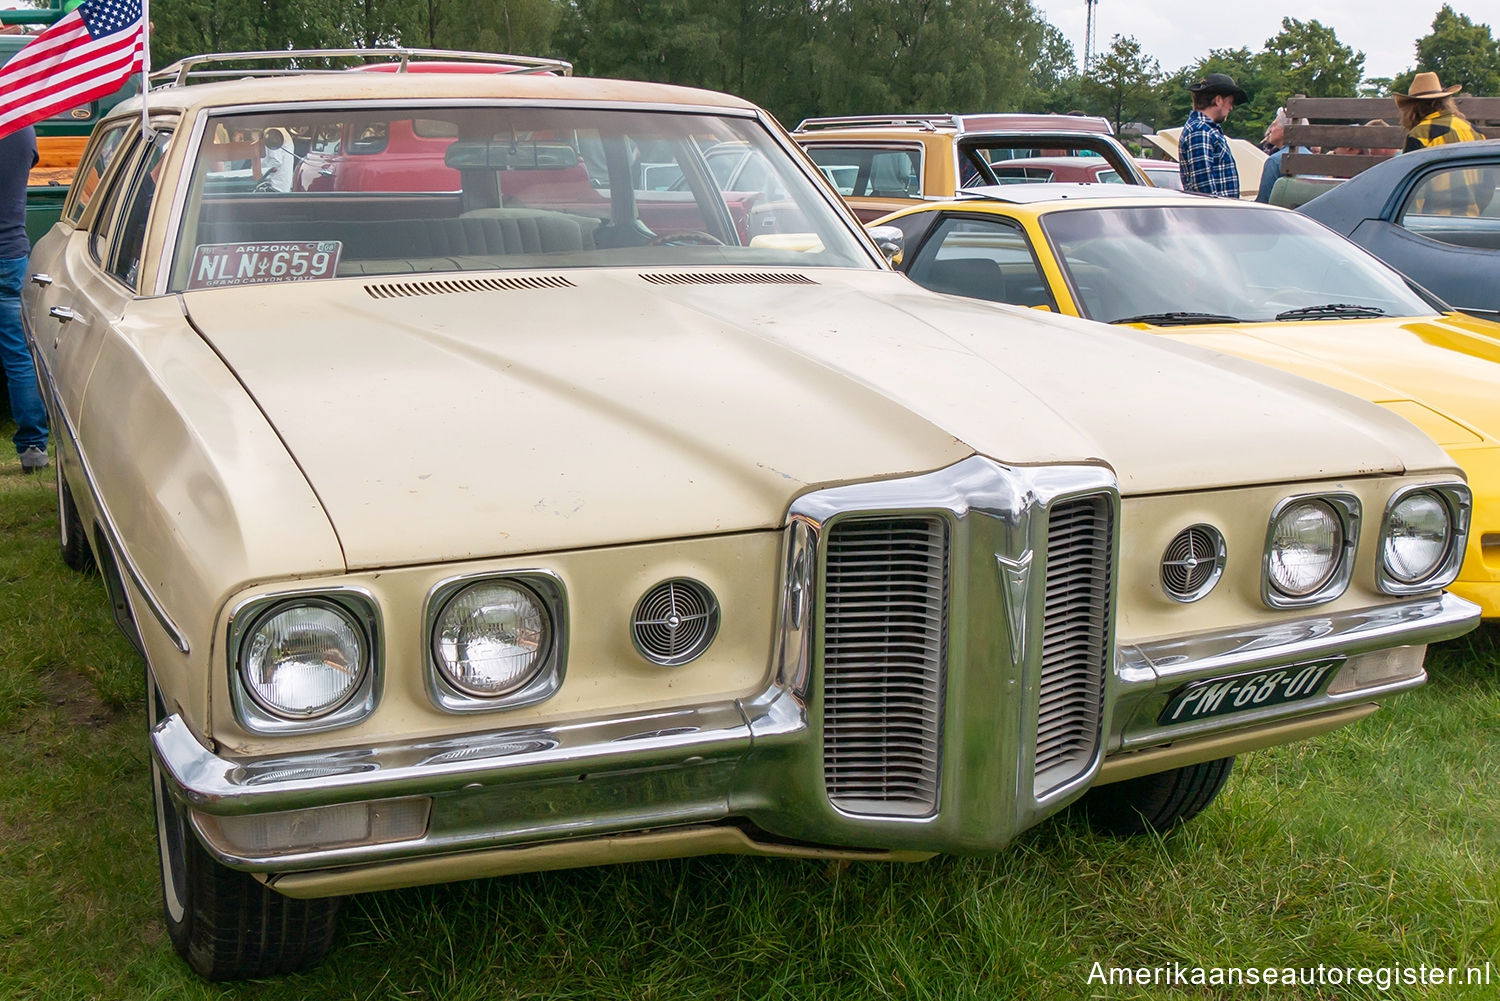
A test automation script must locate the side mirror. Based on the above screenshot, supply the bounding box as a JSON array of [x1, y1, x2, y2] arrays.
[[866, 225, 904, 265]]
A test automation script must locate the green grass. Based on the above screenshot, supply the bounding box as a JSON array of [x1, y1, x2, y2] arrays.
[[1, 428, 1497, 999]]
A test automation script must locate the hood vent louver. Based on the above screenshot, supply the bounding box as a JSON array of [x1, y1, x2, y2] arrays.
[[639, 272, 819, 286], [364, 275, 577, 299]]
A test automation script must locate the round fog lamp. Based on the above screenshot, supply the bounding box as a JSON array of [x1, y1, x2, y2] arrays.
[[433, 581, 550, 697], [1268, 499, 1343, 597], [241, 601, 367, 718], [1383, 491, 1451, 584]]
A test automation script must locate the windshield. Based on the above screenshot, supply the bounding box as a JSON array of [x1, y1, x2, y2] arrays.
[[169, 106, 870, 291], [1041, 205, 1437, 323]]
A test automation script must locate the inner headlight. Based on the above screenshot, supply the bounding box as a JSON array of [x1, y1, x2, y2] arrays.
[[432, 581, 550, 697], [1382, 491, 1452, 584], [241, 601, 368, 718], [1268, 499, 1343, 597]]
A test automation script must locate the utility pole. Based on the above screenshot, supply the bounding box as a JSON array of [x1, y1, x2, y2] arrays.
[[1084, 0, 1099, 69]]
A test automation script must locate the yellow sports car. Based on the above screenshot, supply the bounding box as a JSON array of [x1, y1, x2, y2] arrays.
[[875, 185, 1500, 616]]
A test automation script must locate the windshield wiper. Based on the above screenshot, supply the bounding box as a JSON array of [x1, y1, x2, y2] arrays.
[[1274, 303, 1386, 321], [1108, 311, 1243, 326]]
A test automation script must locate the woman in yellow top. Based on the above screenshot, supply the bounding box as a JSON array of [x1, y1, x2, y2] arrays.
[[1395, 71, 1486, 151]]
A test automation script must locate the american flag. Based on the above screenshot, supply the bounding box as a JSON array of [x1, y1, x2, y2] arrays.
[[0, 0, 145, 140]]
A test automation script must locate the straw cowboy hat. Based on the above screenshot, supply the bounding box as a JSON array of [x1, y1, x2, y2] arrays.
[[1396, 71, 1461, 100]]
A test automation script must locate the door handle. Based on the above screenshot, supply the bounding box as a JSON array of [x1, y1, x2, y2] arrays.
[[29, 273, 53, 287], [48, 306, 77, 323]]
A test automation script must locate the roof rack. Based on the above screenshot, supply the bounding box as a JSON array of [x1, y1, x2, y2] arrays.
[[150, 48, 573, 88], [795, 115, 959, 133]]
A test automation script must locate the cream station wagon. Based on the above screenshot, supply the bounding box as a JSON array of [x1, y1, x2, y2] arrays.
[[22, 50, 1480, 980]]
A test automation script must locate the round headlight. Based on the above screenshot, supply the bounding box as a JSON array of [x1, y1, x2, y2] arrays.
[[1268, 499, 1343, 597], [1383, 491, 1452, 584], [241, 601, 368, 718], [432, 581, 550, 697]]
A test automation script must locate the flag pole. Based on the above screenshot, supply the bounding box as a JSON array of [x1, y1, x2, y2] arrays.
[[139, 0, 151, 139]]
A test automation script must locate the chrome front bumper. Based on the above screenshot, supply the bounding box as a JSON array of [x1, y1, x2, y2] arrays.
[[152, 592, 1477, 876]]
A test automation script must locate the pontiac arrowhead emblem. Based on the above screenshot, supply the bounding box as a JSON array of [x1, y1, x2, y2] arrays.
[[995, 552, 1032, 663]]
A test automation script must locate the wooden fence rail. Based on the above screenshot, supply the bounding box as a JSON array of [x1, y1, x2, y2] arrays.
[[1281, 96, 1499, 178]]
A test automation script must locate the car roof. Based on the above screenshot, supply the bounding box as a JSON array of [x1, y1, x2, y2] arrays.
[[951, 183, 1213, 206], [793, 113, 1114, 135], [112, 70, 761, 120]]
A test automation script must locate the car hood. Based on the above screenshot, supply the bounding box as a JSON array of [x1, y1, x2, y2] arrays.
[[182, 270, 1443, 568], [1161, 314, 1500, 449]]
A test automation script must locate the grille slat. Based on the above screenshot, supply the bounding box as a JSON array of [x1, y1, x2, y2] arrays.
[[821, 517, 946, 817], [1034, 495, 1113, 797]]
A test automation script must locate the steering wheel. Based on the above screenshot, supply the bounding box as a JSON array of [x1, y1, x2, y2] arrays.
[[647, 230, 726, 247]]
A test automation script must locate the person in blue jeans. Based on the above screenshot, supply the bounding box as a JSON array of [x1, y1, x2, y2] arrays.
[[0, 124, 47, 472]]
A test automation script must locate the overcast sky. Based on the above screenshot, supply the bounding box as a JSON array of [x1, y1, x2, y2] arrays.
[[1033, 1, 1494, 82]]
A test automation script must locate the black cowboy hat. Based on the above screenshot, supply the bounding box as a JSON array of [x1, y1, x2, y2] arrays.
[[1187, 73, 1249, 105]]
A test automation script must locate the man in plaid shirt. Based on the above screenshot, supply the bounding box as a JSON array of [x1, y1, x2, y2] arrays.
[[1180, 73, 1249, 198]]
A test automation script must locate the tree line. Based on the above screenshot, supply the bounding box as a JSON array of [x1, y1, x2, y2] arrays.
[[142, 0, 1500, 142]]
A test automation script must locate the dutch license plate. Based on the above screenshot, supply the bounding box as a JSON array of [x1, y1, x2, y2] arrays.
[[1158, 659, 1342, 726], [186, 241, 342, 289]]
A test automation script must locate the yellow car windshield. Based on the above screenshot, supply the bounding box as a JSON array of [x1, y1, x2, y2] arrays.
[[1041, 205, 1438, 324]]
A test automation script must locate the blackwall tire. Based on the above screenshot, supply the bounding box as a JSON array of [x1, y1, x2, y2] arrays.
[[1078, 756, 1235, 836], [149, 679, 342, 980]]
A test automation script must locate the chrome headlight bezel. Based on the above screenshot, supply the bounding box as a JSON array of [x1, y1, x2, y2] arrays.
[[423, 570, 567, 714], [1377, 482, 1471, 595], [1262, 493, 1361, 608], [227, 587, 382, 735]]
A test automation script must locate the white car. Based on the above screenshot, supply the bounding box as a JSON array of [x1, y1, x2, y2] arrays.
[[23, 49, 1478, 980]]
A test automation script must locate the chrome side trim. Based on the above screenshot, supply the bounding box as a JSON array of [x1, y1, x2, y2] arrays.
[[22, 318, 190, 653]]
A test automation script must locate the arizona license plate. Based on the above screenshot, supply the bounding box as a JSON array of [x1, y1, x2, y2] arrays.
[[1158, 659, 1342, 726], [186, 241, 342, 289]]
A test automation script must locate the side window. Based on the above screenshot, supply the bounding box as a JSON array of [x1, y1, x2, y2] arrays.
[[67, 123, 130, 224], [88, 134, 144, 269], [109, 130, 172, 288], [866, 150, 921, 197], [804, 146, 923, 197], [905, 215, 1055, 310], [1398, 165, 1500, 249]]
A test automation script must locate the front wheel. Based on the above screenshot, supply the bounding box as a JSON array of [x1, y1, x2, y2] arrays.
[[150, 680, 342, 979], [1076, 757, 1235, 836]]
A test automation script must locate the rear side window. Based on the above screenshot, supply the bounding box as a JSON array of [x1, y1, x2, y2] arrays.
[[1397, 164, 1500, 250], [804, 145, 923, 197], [67, 123, 130, 224], [905, 214, 1055, 310]]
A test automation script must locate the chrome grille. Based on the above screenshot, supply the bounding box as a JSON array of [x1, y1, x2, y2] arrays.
[[1035, 495, 1113, 797], [821, 516, 946, 817]]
